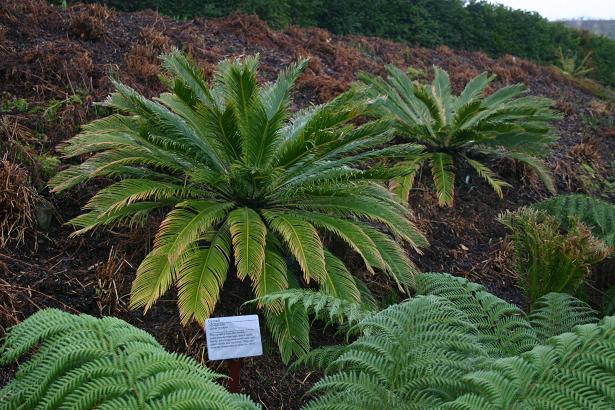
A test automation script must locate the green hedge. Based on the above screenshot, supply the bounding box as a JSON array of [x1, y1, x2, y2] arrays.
[[56, 0, 615, 87]]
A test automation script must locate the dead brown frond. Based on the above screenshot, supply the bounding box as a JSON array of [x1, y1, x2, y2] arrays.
[[0, 159, 40, 247], [555, 100, 574, 116], [124, 27, 173, 85], [0, 276, 21, 336], [69, 3, 113, 41], [570, 139, 602, 168], [589, 99, 610, 116]]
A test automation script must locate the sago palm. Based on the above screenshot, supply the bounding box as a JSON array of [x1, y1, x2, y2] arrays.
[[50, 50, 426, 339], [360, 65, 559, 206]]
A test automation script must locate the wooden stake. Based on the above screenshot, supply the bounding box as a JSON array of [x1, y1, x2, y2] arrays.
[[227, 358, 242, 393]]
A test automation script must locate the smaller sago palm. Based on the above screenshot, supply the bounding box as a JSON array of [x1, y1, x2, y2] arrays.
[[360, 66, 560, 207], [50, 50, 426, 350]]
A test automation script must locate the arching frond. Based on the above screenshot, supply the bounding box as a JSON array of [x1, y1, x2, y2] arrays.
[[262, 211, 326, 285], [175, 226, 232, 324], [129, 244, 176, 313], [529, 292, 598, 342], [228, 207, 267, 281], [464, 156, 511, 198], [430, 152, 455, 207], [321, 250, 361, 303]]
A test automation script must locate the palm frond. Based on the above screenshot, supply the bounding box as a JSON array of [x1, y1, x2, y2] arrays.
[[262, 210, 326, 284], [228, 207, 267, 281], [430, 152, 455, 207]]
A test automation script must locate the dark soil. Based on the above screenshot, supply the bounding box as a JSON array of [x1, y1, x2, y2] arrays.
[[1, 1, 614, 408]]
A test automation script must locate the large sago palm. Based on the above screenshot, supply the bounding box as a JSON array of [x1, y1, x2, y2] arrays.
[[360, 66, 560, 207], [50, 50, 426, 339]]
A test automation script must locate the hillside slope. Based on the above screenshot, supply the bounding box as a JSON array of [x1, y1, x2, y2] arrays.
[[1, 1, 614, 408]]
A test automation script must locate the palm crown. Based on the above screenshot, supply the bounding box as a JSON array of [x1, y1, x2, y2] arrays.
[[360, 65, 559, 206], [50, 50, 426, 330]]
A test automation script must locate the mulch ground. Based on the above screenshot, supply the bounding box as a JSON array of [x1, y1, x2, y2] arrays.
[[1, 1, 614, 408]]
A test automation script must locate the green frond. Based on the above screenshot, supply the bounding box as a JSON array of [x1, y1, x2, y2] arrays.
[[83, 179, 202, 216], [463, 156, 511, 198], [321, 250, 361, 303], [252, 247, 288, 304], [160, 48, 216, 106], [415, 272, 538, 356], [129, 244, 176, 313], [454, 72, 494, 109], [292, 211, 386, 274], [388, 157, 425, 203], [0, 309, 260, 409], [259, 288, 373, 326], [431, 66, 453, 124], [228, 207, 267, 281], [483, 148, 556, 194], [154, 200, 234, 263], [430, 152, 455, 207], [175, 226, 232, 324], [529, 292, 598, 342], [289, 191, 427, 252], [262, 211, 327, 284], [68, 201, 167, 236], [264, 303, 310, 365]]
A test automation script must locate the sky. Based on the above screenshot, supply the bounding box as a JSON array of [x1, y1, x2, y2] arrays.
[[488, 1, 615, 20]]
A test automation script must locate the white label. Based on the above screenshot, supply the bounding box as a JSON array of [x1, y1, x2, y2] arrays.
[[205, 315, 263, 360]]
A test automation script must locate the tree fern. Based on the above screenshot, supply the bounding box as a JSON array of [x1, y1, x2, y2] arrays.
[[0, 309, 259, 409], [529, 292, 598, 342], [301, 273, 614, 410], [49, 50, 427, 362], [415, 272, 538, 356], [534, 194, 615, 248], [360, 65, 559, 206]]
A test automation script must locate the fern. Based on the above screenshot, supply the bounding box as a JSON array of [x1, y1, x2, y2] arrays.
[[0, 309, 259, 409], [415, 272, 538, 356], [534, 194, 615, 248], [360, 65, 559, 206], [302, 273, 614, 409], [529, 292, 598, 342]]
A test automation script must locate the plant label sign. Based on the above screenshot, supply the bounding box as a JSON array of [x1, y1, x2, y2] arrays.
[[205, 315, 263, 361]]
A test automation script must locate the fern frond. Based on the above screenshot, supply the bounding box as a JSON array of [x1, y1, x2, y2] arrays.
[[0, 309, 259, 409], [529, 292, 598, 342]]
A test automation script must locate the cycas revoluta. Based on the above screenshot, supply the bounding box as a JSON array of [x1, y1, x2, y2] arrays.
[[49, 50, 427, 359], [278, 273, 609, 410], [360, 65, 560, 206], [0, 309, 260, 409], [499, 207, 611, 305]]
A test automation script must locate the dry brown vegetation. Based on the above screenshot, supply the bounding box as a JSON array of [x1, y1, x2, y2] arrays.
[[0, 159, 40, 247]]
